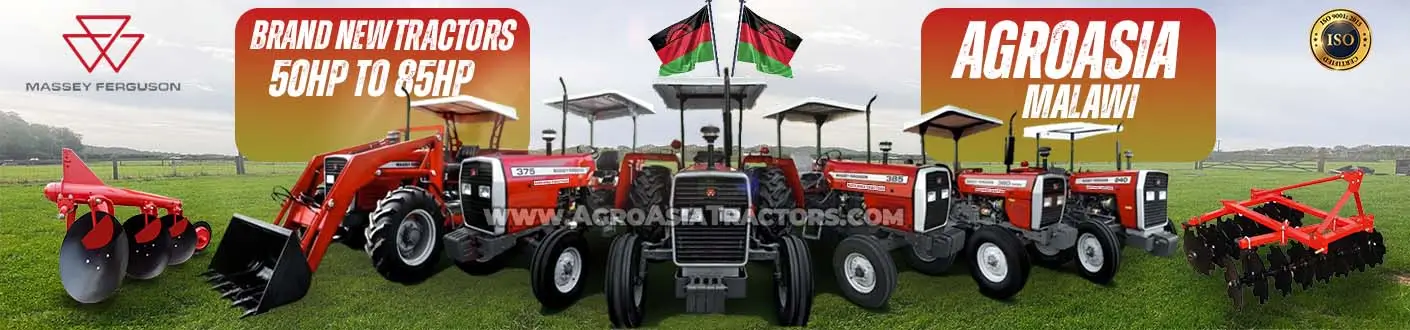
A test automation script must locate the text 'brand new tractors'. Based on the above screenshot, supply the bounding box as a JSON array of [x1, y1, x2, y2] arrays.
[[44, 148, 212, 304]]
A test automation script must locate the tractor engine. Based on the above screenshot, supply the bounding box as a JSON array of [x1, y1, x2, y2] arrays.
[[1068, 170, 1176, 256], [956, 173, 1067, 231], [669, 170, 754, 312]]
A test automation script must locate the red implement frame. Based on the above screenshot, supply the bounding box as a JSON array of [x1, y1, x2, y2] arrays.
[[44, 148, 186, 248], [1185, 171, 1373, 253]]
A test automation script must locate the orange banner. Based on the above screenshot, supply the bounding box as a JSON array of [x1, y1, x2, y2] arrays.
[[234, 8, 530, 161], [921, 8, 1216, 163]]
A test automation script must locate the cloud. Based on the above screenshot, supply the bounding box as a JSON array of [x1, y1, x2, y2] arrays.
[[814, 64, 846, 73]]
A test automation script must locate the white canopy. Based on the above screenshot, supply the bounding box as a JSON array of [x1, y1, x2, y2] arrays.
[[542, 90, 656, 121], [652, 76, 767, 110], [1022, 122, 1123, 140], [760, 97, 867, 124], [902, 105, 1004, 139], [411, 95, 519, 122]]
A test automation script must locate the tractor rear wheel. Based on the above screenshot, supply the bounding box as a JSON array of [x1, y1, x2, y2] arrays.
[[531, 227, 589, 309], [1027, 242, 1074, 269], [606, 232, 648, 328], [755, 166, 799, 235], [967, 226, 1030, 300], [832, 235, 896, 309], [906, 243, 955, 275], [627, 165, 671, 236], [773, 234, 813, 326], [1073, 220, 1122, 284], [366, 186, 444, 284], [338, 211, 370, 249]]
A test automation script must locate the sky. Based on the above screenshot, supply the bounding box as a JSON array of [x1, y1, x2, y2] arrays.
[[2, 0, 1406, 156]]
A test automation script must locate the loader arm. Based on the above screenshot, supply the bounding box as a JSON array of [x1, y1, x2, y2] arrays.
[[295, 134, 446, 272]]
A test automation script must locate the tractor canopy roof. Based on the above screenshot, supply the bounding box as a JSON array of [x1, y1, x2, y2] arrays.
[[1022, 121, 1123, 140], [411, 95, 519, 123], [542, 90, 656, 121], [652, 76, 767, 110], [760, 97, 867, 124], [902, 105, 1004, 139]]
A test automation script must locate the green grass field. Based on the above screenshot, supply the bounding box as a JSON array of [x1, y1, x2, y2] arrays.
[[1, 162, 1406, 329]]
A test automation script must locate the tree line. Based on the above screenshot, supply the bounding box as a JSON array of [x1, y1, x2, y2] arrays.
[[0, 111, 83, 160]]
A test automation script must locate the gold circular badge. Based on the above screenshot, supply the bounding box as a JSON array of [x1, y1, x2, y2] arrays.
[[1310, 9, 1372, 71]]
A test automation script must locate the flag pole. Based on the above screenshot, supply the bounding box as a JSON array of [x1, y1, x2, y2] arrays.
[[730, 0, 745, 77], [706, 0, 722, 77]]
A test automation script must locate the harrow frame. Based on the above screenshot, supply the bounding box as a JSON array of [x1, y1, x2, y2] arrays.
[[1185, 170, 1373, 253]]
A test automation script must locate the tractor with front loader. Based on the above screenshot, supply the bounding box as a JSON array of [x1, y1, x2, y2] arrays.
[[44, 148, 213, 304], [786, 106, 1125, 308], [603, 73, 815, 328], [203, 94, 602, 317], [1182, 169, 1385, 308], [1017, 122, 1179, 274]]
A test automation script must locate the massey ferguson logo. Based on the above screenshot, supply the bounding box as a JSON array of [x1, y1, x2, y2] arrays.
[[705, 188, 717, 197], [25, 15, 185, 93], [64, 15, 144, 73]]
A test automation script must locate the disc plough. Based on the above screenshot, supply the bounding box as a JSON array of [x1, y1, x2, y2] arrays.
[[42, 148, 214, 303], [1182, 170, 1384, 308]]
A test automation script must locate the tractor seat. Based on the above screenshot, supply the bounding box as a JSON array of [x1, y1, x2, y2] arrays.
[[594, 150, 621, 178], [693, 150, 726, 164]]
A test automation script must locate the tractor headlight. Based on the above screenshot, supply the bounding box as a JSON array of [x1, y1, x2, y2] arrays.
[[461, 183, 473, 196], [1158, 191, 1167, 200], [1055, 195, 1065, 205], [1043, 197, 1053, 207], [1146, 191, 1156, 201], [478, 185, 491, 198], [325, 175, 336, 184]]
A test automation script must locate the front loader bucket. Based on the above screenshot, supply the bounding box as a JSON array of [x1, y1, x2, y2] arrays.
[[203, 214, 311, 318]]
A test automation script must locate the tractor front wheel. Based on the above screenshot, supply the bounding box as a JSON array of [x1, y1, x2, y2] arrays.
[[1027, 242, 1074, 269], [605, 232, 647, 328], [366, 186, 444, 284], [773, 234, 813, 326], [906, 243, 955, 275], [530, 227, 589, 309], [967, 226, 1030, 300], [832, 235, 897, 309], [1073, 221, 1123, 284], [338, 211, 370, 250]]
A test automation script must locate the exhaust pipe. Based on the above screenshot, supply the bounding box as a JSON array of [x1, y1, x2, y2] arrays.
[[202, 214, 312, 318]]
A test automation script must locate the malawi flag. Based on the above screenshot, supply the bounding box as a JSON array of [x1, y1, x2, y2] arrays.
[[736, 6, 802, 78], [648, 6, 715, 76]]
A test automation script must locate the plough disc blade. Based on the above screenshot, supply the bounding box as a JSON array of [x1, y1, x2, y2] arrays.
[[1221, 257, 1244, 309], [163, 215, 198, 265], [1287, 245, 1314, 290], [1367, 231, 1386, 266], [1266, 246, 1293, 296], [1241, 251, 1270, 304], [1183, 229, 1214, 275], [122, 214, 171, 280], [59, 212, 129, 304], [203, 214, 311, 318]]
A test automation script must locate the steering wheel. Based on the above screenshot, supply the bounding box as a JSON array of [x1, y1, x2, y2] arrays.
[[575, 145, 601, 158], [822, 149, 843, 160]]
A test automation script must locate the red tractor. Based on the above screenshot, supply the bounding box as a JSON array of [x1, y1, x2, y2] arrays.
[[603, 73, 814, 328], [204, 95, 600, 317], [794, 106, 1124, 308], [1018, 122, 1177, 271], [541, 79, 670, 230]]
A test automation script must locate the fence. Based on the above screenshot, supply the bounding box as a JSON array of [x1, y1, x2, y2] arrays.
[[0, 158, 305, 184], [1196, 150, 1329, 173]]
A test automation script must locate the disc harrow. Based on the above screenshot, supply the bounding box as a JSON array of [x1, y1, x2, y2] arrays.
[[1182, 170, 1383, 309], [43, 148, 214, 303]]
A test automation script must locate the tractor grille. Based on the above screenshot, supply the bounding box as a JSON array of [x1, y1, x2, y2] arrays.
[[459, 160, 495, 232], [671, 174, 750, 265], [1142, 172, 1169, 229], [323, 156, 347, 191], [1040, 177, 1065, 227]]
